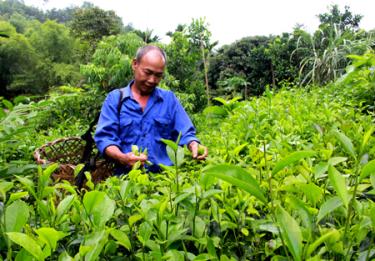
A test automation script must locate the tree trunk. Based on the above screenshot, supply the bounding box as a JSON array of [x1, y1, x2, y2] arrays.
[[201, 42, 210, 106], [270, 62, 276, 88]]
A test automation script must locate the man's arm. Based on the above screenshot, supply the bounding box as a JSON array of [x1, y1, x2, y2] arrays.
[[105, 145, 147, 166], [170, 93, 208, 160]]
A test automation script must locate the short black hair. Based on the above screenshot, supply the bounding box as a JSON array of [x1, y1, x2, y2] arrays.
[[135, 45, 167, 64]]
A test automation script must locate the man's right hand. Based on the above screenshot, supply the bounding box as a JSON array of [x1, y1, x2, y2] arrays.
[[104, 145, 147, 167]]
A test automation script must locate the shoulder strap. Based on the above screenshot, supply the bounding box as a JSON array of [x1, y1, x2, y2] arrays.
[[117, 87, 125, 115], [76, 88, 126, 189]]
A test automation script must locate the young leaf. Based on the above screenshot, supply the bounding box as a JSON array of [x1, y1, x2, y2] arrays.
[[0, 181, 13, 200], [328, 165, 349, 209], [109, 229, 132, 251], [161, 138, 178, 152], [275, 205, 303, 261], [203, 164, 266, 203], [272, 151, 316, 175], [35, 227, 67, 251], [360, 126, 374, 155], [6, 232, 44, 261], [306, 229, 340, 257], [56, 195, 75, 224], [7, 192, 28, 206], [331, 129, 357, 160], [83, 191, 115, 228], [317, 196, 343, 223], [81, 230, 108, 261], [359, 159, 375, 181], [5, 200, 29, 233], [138, 222, 152, 246]]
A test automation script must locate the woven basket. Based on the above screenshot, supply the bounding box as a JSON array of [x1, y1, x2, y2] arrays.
[[34, 137, 114, 184]]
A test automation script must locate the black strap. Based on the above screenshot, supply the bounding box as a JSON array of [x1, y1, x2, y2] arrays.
[[75, 88, 125, 189]]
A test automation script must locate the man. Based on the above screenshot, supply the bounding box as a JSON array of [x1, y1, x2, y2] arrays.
[[94, 45, 208, 174]]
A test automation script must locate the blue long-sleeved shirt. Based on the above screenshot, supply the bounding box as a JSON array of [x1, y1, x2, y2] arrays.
[[94, 81, 199, 172]]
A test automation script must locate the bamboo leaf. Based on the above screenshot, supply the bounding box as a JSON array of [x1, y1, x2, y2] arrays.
[[272, 151, 316, 175], [328, 165, 349, 208], [6, 232, 44, 261], [317, 196, 343, 223], [332, 129, 357, 160], [276, 205, 303, 261], [204, 164, 266, 203]]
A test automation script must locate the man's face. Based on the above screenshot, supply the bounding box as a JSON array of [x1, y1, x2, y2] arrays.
[[132, 50, 165, 96]]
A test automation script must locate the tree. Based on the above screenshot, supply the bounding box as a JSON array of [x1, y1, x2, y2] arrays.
[[165, 25, 207, 111], [187, 18, 217, 105], [27, 20, 76, 63], [291, 6, 371, 85], [69, 6, 123, 53], [133, 29, 160, 43], [0, 21, 41, 96], [209, 36, 272, 96], [318, 5, 362, 32], [80, 33, 144, 91]]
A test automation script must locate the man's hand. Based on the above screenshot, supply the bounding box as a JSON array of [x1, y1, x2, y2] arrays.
[[117, 152, 148, 167], [105, 145, 147, 167], [188, 141, 208, 160]]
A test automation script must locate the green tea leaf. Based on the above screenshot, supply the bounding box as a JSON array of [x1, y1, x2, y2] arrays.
[[317, 196, 343, 223], [0, 181, 13, 200], [83, 191, 115, 228], [360, 126, 374, 155], [15, 176, 36, 198], [298, 183, 323, 206], [138, 222, 152, 246], [161, 138, 178, 152], [110, 229, 132, 251], [328, 165, 349, 208], [332, 129, 357, 160], [5, 200, 29, 232], [81, 230, 108, 261], [35, 227, 67, 251], [360, 159, 375, 181], [306, 229, 340, 257], [276, 205, 303, 261], [7, 192, 28, 206], [204, 164, 266, 203], [272, 151, 316, 175], [6, 232, 44, 261], [129, 214, 143, 227], [56, 195, 75, 224]]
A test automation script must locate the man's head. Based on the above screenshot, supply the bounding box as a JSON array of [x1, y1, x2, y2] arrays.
[[132, 45, 167, 96]]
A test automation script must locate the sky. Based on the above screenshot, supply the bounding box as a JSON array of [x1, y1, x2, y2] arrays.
[[24, 0, 374, 46]]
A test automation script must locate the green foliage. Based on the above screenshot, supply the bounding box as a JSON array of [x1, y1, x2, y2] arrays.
[[69, 6, 123, 52], [294, 25, 374, 85], [81, 33, 143, 91], [27, 20, 76, 63], [209, 36, 273, 96]]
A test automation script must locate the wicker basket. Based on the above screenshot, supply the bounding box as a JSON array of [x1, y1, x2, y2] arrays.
[[34, 137, 114, 184]]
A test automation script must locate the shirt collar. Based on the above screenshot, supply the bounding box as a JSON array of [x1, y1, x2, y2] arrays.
[[125, 80, 164, 101]]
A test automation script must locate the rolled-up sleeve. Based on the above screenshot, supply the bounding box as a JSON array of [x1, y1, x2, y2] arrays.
[[94, 90, 121, 154], [171, 93, 200, 146]]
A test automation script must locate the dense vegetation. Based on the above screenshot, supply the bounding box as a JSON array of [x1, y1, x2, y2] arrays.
[[0, 0, 374, 260]]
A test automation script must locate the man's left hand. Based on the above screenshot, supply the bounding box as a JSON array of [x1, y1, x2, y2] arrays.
[[188, 141, 208, 160]]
